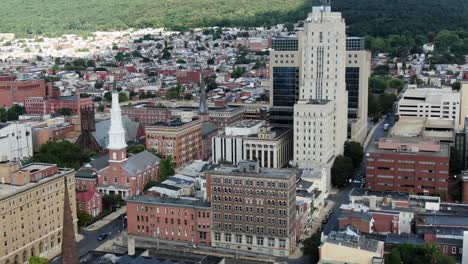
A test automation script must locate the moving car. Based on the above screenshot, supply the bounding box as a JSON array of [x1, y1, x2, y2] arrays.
[[97, 233, 108, 241]]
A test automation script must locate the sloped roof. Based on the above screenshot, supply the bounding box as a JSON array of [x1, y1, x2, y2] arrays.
[[123, 150, 160, 175], [76, 188, 101, 202], [92, 115, 140, 148], [85, 155, 109, 171], [75, 169, 97, 179]]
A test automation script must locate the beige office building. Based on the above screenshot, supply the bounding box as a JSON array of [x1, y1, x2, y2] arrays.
[[0, 162, 77, 264], [345, 49, 371, 144]]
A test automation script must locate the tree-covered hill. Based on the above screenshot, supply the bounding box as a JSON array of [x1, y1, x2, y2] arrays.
[[0, 0, 306, 36], [334, 0, 468, 37], [0, 0, 466, 38]]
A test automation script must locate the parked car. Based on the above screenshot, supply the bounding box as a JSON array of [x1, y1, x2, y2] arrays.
[[186, 243, 197, 248], [97, 233, 108, 241]]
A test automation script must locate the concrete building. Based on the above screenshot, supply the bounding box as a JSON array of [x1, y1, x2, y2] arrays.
[[366, 138, 450, 196], [96, 92, 160, 197], [390, 116, 455, 143], [212, 120, 293, 168], [293, 4, 348, 169], [397, 87, 461, 130], [0, 79, 46, 108], [206, 161, 297, 257], [459, 81, 468, 129], [345, 38, 370, 144], [145, 116, 203, 167], [319, 231, 384, 264], [126, 196, 212, 245], [0, 122, 33, 162], [121, 103, 171, 124], [0, 162, 77, 263]]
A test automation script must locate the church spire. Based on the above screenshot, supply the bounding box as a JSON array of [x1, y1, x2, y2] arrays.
[[61, 178, 79, 264], [198, 76, 208, 115], [107, 89, 127, 162]]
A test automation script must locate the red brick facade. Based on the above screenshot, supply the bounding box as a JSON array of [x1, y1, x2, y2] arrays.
[[25, 96, 93, 115], [0, 79, 46, 107], [126, 198, 212, 245], [366, 140, 449, 196], [76, 188, 103, 217]]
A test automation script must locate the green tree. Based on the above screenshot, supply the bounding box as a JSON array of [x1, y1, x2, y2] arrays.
[[379, 93, 398, 114], [231, 67, 246, 78], [373, 64, 390, 75], [344, 141, 364, 169], [102, 194, 123, 212], [385, 243, 454, 264], [166, 86, 183, 100], [388, 78, 405, 92], [127, 144, 146, 155], [33, 141, 92, 169], [104, 92, 112, 102], [452, 81, 461, 91], [144, 180, 158, 191], [176, 58, 186, 64], [97, 104, 104, 112], [301, 232, 320, 263], [58, 107, 73, 116], [77, 211, 94, 226], [94, 80, 104, 89], [118, 92, 129, 102], [29, 256, 48, 264], [386, 248, 402, 264], [159, 156, 176, 182], [183, 93, 193, 100], [331, 155, 354, 188], [369, 76, 388, 94]]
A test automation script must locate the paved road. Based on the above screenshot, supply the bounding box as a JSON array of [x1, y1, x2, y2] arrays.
[[51, 217, 125, 264]]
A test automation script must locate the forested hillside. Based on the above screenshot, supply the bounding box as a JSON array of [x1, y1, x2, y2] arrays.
[[0, 0, 466, 38]]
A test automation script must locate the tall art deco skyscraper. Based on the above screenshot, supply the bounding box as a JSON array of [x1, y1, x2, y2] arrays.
[[293, 4, 348, 188]]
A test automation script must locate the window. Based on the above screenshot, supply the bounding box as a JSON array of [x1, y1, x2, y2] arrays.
[[279, 239, 286, 248], [443, 246, 448, 253], [268, 238, 275, 247], [236, 234, 242, 243], [225, 233, 231, 242], [257, 237, 264, 246], [215, 233, 221, 241], [452, 246, 456, 254], [247, 235, 253, 245]]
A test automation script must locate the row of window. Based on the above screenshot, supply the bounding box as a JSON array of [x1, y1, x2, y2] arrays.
[[214, 233, 287, 248]]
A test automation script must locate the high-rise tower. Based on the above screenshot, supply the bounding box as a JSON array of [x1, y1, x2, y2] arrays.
[[293, 3, 348, 190], [108, 91, 127, 163]]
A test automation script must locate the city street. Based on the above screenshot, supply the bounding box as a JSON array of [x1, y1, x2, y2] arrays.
[[50, 217, 125, 264]]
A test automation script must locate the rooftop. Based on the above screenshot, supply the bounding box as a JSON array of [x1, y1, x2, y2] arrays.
[[324, 231, 383, 253], [229, 119, 264, 128], [207, 162, 296, 180], [390, 116, 454, 140], [148, 117, 200, 128], [367, 138, 449, 157], [125, 195, 210, 208]]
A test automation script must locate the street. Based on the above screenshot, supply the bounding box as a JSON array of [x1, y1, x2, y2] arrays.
[[50, 217, 125, 264]]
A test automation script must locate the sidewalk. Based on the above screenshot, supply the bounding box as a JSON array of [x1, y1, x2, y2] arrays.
[[83, 206, 127, 231], [363, 117, 385, 149]]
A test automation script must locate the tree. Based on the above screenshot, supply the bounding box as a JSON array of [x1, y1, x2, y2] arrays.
[[118, 92, 129, 102], [231, 67, 246, 78], [104, 92, 112, 102], [388, 78, 405, 92], [127, 144, 145, 155], [58, 107, 73, 116], [176, 58, 186, 64], [144, 180, 158, 191], [385, 243, 454, 264], [77, 211, 94, 226], [183, 93, 193, 100], [33, 141, 92, 169], [284, 22, 294, 32], [166, 86, 183, 100], [94, 80, 104, 89], [29, 256, 48, 264], [97, 104, 104, 112], [379, 93, 398, 114], [102, 194, 123, 212], [452, 81, 461, 91], [159, 156, 176, 182], [301, 232, 320, 263], [373, 64, 390, 76], [344, 141, 364, 169], [207, 57, 215, 65], [331, 155, 354, 188]]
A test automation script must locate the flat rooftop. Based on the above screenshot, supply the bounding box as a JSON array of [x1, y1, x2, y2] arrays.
[[367, 138, 449, 157], [325, 231, 382, 253], [391, 116, 454, 139], [229, 119, 264, 128], [0, 167, 74, 200], [148, 118, 199, 127], [125, 195, 210, 208], [208, 166, 296, 179]]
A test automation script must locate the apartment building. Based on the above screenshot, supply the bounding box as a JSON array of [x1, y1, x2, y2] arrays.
[[145, 116, 203, 167], [126, 196, 211, 245], [212, 120, 293, 168], [366, 138, 450, 196], [0, 162, 77, 264], [206, 161, 297, 257], [121, 104, 171, 124], [0, 79, 46, 107], [0, 122, 33, 162]]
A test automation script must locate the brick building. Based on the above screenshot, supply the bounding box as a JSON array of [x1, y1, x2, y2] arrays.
[[0, 78, 46, 107], [206, 160, 297, 257], [145, 117, 203, 167], [95, 92, 160, 197], [0, 162, 77, 263], [121, 103, 171, 124], [76, 187, 102, 217], [366, 138, 450, 196], [126, 196, 211, 245], [25, 95, 93, 115]]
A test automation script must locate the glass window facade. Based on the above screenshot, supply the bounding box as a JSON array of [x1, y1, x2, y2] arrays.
[[346, 67, 360, 119], [346, 37, 365, 51], [272, 38, 299, 51], [270, 67, 299, 127]]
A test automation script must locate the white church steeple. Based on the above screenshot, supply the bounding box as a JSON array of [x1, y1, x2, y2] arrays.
[[108, 91, 127, 162]]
